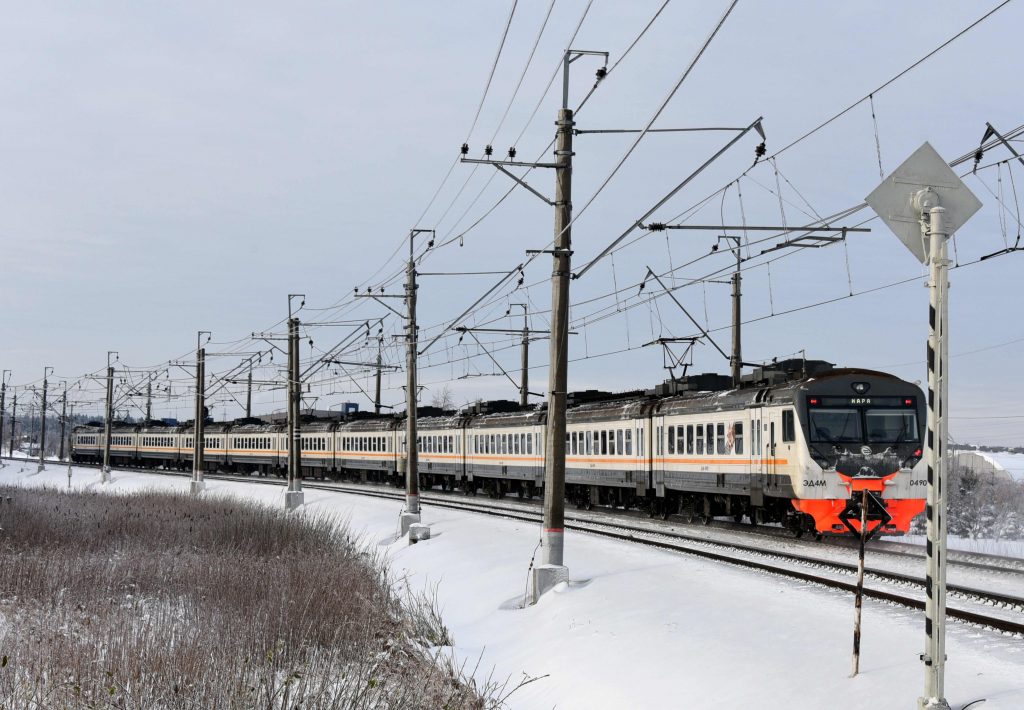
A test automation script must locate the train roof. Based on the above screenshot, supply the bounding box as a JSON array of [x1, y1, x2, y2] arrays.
[[567, 397, 654, 423], [417, 414, 467, 431], [471, 408, 546, 428], [229, 422, 282, 434], [654, 368, 919, 416], [339, 416, 402, 433]]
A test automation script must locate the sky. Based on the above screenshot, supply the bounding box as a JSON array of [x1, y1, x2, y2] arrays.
[[1, 1, 1022, 445]]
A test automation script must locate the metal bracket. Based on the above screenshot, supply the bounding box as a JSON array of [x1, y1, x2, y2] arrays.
[[492, 163, 554, 205]]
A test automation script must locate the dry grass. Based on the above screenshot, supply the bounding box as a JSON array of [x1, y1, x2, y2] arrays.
[[0, 486, 493, 709]]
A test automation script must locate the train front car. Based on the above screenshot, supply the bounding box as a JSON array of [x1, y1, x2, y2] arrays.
[[788, 369, 926, 535]]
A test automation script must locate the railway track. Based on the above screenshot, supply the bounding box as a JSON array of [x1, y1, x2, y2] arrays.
[[5, 457, 1024, 636]]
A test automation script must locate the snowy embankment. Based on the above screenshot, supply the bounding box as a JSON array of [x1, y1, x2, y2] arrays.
[[2, 462, 1022, 710]]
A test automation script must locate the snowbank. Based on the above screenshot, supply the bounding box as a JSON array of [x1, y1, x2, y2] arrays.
[[2, 462, 1022, 710]]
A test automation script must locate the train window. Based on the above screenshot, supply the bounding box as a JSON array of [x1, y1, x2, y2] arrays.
[[713, 424, 723, 454], [782, 410, 796, 442], [599, 431, 607, 456], [656, 426, 662, 455], [667, 426, 676, 454], [695, 426, 704, 455], [570, 432, 577, 455], [733, 422, 744, 454], [865, 410, 917, 443], [808, 408, 860, 443], [683, 425, 692, 455], [674, 427, 684, 456], [624, 429, 632, 456]]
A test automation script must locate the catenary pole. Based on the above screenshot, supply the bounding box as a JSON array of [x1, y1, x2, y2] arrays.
[[405, 232, 421, 519], [190, 334, 207, 495], [285, 315, 304, 509], [540, 101, 574, 571], [512, 304, 529, 408], [8, 394, 16, 457], [730, 243, 742, 387], [0, 371, 8, 464], [374, 342, 383, 415], [246, 362, 253, 418], [102, 352, 116, 482], [38, 367, 50, 471], [58, 383, 67, 461]]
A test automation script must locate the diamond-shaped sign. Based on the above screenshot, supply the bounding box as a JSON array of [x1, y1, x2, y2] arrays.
[[865, 142, 982, 264]]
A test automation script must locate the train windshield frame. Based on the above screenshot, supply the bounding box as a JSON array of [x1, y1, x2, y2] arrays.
[[864, 409, 918, 443], [806, 395, 920, 446], [808, 408, 863, 443]]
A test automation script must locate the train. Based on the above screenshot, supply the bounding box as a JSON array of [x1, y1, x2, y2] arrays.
[[72, 359, 927, 536]]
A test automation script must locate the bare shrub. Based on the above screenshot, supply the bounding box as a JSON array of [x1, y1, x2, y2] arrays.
[[0, 486, 492, 708]]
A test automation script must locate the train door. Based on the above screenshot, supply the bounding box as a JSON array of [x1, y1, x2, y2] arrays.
[[652, 412, 665, 498], [750, 407, 764, 507]]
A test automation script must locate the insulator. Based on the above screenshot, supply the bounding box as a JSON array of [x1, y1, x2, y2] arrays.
[[595, 66, 607, 81], [508, 147, 517, 158], [484, 145, 493, 157], [754, 141, 767, 159], [460, 143, 469, 155], [647, 222, 665, 231]]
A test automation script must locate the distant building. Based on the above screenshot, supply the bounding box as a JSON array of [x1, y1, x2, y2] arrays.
[[954, 450, 1022, 483]]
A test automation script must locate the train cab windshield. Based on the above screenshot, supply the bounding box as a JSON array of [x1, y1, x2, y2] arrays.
[[807, 396, 919, 446], [808, 409, 862, 443], [865, 409, 917, 443]]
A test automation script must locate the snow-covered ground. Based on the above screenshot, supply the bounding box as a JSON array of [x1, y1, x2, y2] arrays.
[[903, 533, 1024, 559], [2, 461, 1022, 710], [976, 450, 1024, 482]]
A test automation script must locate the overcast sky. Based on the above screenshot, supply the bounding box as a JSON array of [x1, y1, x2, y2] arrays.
[[2, 1, 1022, 445]]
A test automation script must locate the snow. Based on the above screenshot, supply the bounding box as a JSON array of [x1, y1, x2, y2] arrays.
[[2, 461, 1023, 710], [975, 450, 1024, 482]]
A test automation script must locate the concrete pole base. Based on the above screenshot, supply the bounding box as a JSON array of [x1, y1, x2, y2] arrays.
[[408, 523, 431, 544], [190, 480, 205, 495], [917, 698, 951, 710], [100, 469, 111, 484], [400, 512, 421, 537], [531, 564, 569, 604], [285, 490, 304, 510]]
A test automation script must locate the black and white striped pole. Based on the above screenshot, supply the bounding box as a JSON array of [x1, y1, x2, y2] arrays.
[[866, 142, 981, 710], [921, 194, 949, 708]]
